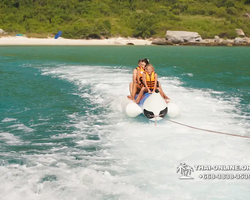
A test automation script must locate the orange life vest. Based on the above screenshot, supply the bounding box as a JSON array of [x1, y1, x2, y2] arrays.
[[136, 66, 145, 85], [145, 71, 155, 90]]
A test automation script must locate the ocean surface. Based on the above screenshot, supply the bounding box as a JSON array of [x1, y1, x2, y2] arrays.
[[0, 46, 250, 200]]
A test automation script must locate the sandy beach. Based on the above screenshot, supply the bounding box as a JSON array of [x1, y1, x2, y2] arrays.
[[0, 36, 153, 46], [2, 35, 249, 46]]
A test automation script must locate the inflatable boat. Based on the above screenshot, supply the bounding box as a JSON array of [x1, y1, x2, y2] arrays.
[[126, 90, 174, 121]]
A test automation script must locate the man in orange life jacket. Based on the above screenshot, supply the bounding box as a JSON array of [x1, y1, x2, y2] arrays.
[[127, 58, 149, 101], [134, 64, 170, 104]]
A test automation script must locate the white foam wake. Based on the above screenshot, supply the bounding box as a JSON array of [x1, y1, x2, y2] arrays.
[[1, 65, 249, 200]]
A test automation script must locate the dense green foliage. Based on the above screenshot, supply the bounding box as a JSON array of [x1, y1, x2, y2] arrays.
[[1, 0, 250, 39]]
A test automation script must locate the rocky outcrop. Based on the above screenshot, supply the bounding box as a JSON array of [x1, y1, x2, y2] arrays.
[[0, 29, 7, 34], [234, 37, 248, 44], [220, 39, 232, 45], [214, 36, 220, 43], [150, 30, 250, 46], [235, 29, 245, 36], [152, 38, 173, 45], [166, 30, 202, 43]]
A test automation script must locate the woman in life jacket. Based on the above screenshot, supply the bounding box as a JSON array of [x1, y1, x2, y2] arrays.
[[134, 64, 170, 104], [127, 58, 149, 100]]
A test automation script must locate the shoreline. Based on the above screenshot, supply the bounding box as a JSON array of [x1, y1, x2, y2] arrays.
[[1, 36, 250, 46], [0, 36, 152, 46]]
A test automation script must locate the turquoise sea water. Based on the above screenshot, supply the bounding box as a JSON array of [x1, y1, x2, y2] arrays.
[[1, 46, 250, 199]]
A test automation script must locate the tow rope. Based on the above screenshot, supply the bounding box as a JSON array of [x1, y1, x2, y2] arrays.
[[162, 118, 250, 139]]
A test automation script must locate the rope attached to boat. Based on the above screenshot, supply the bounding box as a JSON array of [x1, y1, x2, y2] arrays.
[[148, 114, 164, 126], [163, 118, 250, 139]]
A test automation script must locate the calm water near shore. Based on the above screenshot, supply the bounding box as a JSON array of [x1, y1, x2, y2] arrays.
[[1, 46, 250, 199]]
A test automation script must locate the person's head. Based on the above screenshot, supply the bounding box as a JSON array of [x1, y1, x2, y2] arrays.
[[138, 59, 146, 68], [138, 59, 143, 64], [145, 64, 155, 74]]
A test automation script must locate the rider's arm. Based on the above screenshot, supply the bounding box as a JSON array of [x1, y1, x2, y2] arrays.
[[143, 73, 150, 91], [153, 73, 158, 92], [133, 68, 137, 83]]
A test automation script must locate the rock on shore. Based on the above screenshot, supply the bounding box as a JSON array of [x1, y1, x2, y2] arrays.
[[166, 30, 203, 43], [151, 30, 250, 46]]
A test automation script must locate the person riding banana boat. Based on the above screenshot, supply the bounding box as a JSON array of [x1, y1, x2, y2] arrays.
[[127, 58, 148, 101], [127, 58, 169, 103], [134, 63, 170, 104], [126, 59, 178, 121]]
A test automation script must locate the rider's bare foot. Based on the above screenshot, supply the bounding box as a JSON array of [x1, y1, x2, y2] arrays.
[[127, 95, 133, 100]]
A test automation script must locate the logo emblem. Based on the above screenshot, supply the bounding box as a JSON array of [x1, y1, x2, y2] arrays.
[[176, 163, 194, 180]]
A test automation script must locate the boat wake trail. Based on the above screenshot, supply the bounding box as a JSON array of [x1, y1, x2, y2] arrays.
[[1, 64, 250, 200]]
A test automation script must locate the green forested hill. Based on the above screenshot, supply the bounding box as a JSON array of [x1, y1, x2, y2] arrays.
[[0, 0, 250, 39]]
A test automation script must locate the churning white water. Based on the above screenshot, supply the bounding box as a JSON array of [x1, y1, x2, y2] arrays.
[[1, 65, 250, 200]]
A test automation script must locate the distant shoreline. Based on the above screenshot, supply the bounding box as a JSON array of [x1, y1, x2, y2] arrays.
[[1, 36, 250, 46], [0, 36, 152, 46]]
